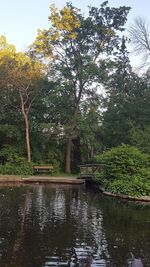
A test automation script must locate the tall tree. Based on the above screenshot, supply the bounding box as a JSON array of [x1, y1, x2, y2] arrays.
[[0, 38, 45, 162], [101, 36, 150, 149], [129, 17, 150, 64], [101, 36, 135, 147], [30, 1, 130, 173], [0, 36, 22, 156]]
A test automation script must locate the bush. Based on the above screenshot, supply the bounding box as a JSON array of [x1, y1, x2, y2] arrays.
[[0, 145, 19, 164], [109, 178, 150, 197], [95, 144, 150, 197], [0, 157, 34, 176], [51, 160, 60, 175]]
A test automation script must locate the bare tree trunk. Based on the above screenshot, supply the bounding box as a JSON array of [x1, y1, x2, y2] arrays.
[[87, 142, 94, 162], [65, 138, 72, 174], [24, 113, 31, 162], [72, 138, 81, 173], [20, 93, 31, 162]]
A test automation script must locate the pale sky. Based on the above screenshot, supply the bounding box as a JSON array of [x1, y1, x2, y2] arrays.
[[0, 0, 149, 67]]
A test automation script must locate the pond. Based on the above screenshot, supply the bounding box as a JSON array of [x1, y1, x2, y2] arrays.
[[0, 184, 149, 267]]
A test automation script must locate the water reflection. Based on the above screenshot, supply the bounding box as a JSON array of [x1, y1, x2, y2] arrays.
[[0, 184, 149, 267]]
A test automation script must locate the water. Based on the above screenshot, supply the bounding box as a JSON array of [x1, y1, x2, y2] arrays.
[[0, 184, 149, 267]]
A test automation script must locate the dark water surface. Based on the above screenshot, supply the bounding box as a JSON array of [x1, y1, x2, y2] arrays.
[[0, 184, 149, 267]]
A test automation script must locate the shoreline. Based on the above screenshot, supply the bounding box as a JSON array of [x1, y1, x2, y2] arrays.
[[86, 180, 150, 204], [0, 175, 85, 185], [0, 175, 149, 203], [98, 185, 150, 203]]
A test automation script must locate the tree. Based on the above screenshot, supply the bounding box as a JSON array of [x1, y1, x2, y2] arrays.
[[76, 92, 102, 163], [10, 56, 44, 162], [31, 1, 130, 173], [0, 36, 23, 158], [101, 36, 135, 148], [101, 36, 150, 149], [129, 17, 150, 64], [0, 38, 45, 162]]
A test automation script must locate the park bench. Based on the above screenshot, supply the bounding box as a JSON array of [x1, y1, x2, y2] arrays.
[[33, 165, 53, 175]]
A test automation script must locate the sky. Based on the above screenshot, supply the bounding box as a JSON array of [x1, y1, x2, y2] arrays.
[[0, 0, 149, 67]]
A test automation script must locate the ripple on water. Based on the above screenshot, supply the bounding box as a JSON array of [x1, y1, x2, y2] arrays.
[[0, 185, 149, 267], [43, 256, 69, 267]]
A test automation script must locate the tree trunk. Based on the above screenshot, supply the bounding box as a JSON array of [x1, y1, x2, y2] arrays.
[[20, 93, 31, 162], [72, 138, 81, 172], [87, 142, 94, 162], [65, 138, 72, 174], [24, 113, 31, 162]]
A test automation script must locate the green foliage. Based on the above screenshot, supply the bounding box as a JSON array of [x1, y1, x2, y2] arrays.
[[0, 145, 33, 175], [0, 157, 33, 176], [30, 2, 131, 173], [109, 176, 150, 197], [130, 125, 150, 154], [96, 144, 150, 197], [1, 5, 150, 178], [101, 69, 150, 149], [51, 160, 61, 175], [96, 144, 149, 180], [0, 145, 19, 163]]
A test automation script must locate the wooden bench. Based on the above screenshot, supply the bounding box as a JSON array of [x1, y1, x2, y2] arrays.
[[33, 166, 53, 175]]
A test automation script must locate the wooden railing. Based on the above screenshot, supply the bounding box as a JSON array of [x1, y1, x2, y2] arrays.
[[78, 164, 104, 179]]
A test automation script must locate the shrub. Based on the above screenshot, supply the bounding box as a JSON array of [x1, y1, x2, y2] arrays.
[[95, 144, 150, 197], [109, 178, 150, 197], [0, 157, 33, 176], [51, 160, 60, 175], [0, 145, 19, 164]]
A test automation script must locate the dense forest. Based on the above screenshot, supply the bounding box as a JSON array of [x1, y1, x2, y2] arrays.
[[0, 1, 150, 195]]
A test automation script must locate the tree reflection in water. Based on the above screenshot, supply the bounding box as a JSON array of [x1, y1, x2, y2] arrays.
[[0, 184, 149, 267]]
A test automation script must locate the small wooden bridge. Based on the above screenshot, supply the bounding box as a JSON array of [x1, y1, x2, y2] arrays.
[[78, 164, 104, 180]]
